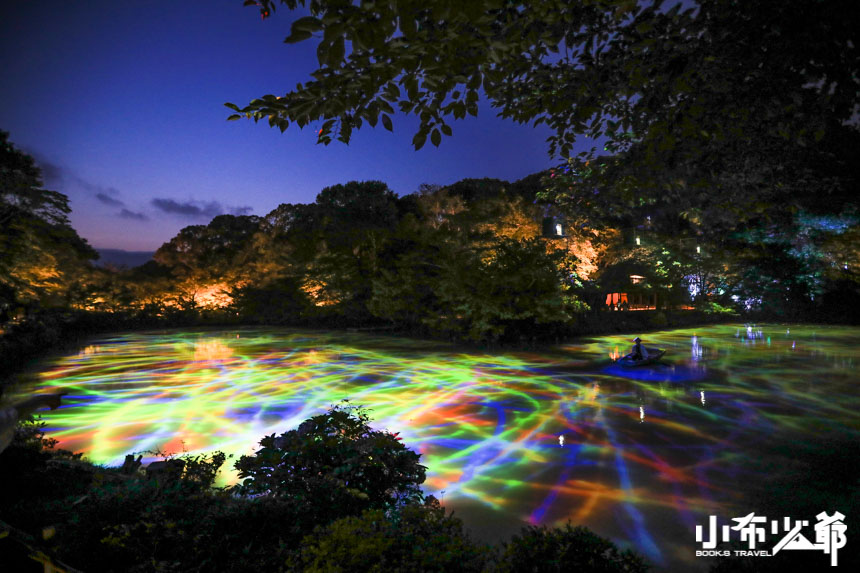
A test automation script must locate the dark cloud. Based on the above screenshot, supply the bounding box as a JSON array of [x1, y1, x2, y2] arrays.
[[119, 209, 148, 221], [151, 198, 253, 219], [96, 192, 125, 207], [75, 179, 122, 198], [31, 153, 126, 203], [151, 198, 223, 218]]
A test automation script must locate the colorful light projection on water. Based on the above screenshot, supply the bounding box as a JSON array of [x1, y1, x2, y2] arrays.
[[13, 324, 860, 569]]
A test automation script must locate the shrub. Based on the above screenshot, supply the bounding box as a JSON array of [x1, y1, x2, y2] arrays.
[[233, 402, 426, 523], [496, 523, 650, 573], [648, 311, 668, 328], [702, 302, 738, 315], [0, 416, 90, 530], [3, 408, 653, 572], [292, 497, 490, 573], [50, 485, 306, 572]]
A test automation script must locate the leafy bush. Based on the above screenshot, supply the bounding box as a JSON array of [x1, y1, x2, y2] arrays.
[[49, 483, 306, 572], [23, 449, 310, 573], [648, 311, 668, 327], [233, 402, 426, 523], [700, 301, 738, 315], [292, 497, 490, 573], [0, 416, 90, 530], [496, 523, 650, 573]]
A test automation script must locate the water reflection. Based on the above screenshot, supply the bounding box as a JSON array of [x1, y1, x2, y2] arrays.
[[10, 324, 860, 571]]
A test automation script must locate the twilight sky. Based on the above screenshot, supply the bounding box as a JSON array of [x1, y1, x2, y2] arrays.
[[0, 1, 587, 252]]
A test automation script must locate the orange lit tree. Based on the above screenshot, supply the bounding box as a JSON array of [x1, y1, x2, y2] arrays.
[[0, 131, 97, 317]]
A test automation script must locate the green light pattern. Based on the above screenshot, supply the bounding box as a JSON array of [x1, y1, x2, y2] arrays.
[[10, 324, 860, 569]]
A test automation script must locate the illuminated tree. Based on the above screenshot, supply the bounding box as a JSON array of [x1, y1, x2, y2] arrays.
[[0, 131, 97, 314], [153, 214, 262, 309], [428, 237, 582, 343], [298, 181, 401, 317]]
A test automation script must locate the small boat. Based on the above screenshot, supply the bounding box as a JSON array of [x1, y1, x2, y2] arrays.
[[617, 349, 666, 367]]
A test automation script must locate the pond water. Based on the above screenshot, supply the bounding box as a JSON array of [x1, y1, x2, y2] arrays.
[[11, 323, 860, 570]]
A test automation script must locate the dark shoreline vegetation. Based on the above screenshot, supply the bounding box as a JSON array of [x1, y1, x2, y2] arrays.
[[1, 404, 652, 572]]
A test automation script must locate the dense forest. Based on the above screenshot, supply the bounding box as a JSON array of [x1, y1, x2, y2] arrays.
[[0, 134, 860, 348], [1, 126, 858, 361]]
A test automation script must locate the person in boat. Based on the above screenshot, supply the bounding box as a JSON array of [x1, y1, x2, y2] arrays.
[[630, 337, 649, 361]]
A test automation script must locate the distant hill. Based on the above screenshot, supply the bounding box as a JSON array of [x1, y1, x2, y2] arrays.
[[96, 249, 155, 269]]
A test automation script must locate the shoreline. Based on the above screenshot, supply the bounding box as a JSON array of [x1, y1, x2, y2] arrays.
[[0, 307, 849, 397]]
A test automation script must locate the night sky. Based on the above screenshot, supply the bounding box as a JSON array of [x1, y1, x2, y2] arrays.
[[0, 0, 581, 252]]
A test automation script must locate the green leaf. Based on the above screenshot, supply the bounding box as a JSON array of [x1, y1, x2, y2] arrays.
[[224, 102, 241, 112], [431, 128, 441, 147], [412, 131, 427, 150], [381, 114, 393, 132], [317, 42, 329, 67], [440, 124, 452, 136], [330, 37, 345, 66], [284, 30, 313, 44], [292, 16, 323, 34], [383, 82, 400, 100], [227, 114, 242, 121], [400, 14, 417, 37]]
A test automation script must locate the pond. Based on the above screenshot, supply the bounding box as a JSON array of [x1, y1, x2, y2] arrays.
[[11, 324, 860, 570]]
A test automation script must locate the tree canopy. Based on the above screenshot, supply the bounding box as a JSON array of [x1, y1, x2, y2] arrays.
[[230, 0, 858, 158], [230, 0, 859, 261], [0, 131, 96, 312]]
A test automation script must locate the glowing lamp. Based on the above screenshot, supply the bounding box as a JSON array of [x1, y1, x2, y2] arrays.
[[541, 217, 565, 238]]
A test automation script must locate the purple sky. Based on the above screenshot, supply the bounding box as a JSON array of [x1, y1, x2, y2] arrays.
[[1, 1, 582, 251]]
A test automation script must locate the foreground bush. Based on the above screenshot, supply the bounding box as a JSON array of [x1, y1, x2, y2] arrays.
[[293, 498, 491, 572], [233, 402, 426, 523], [1, 407, 650, 572], [497, 523, 650, 573], [53, 486, 307, 572]]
